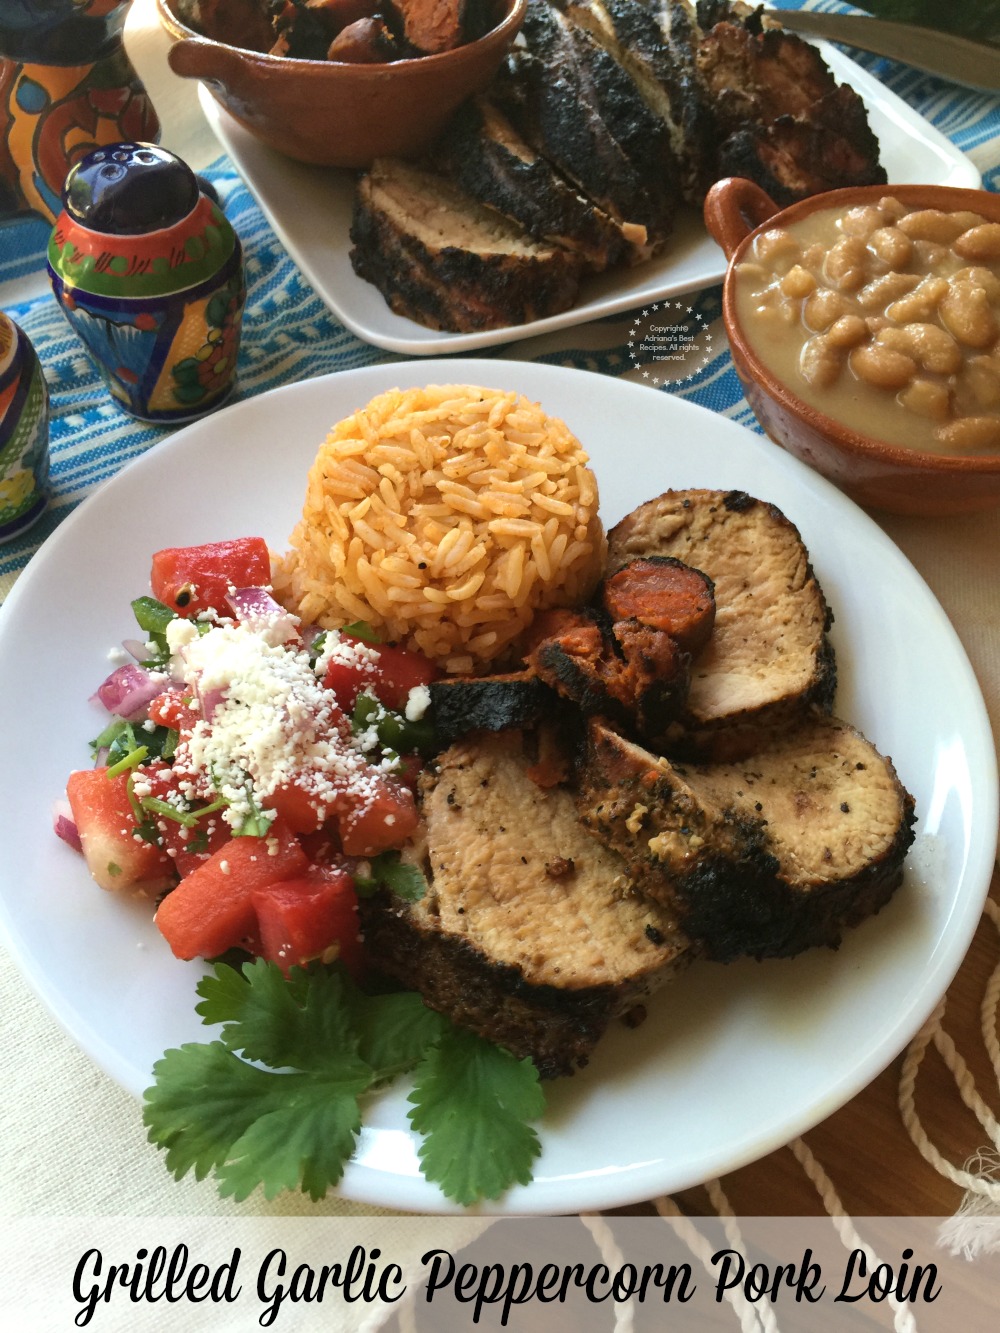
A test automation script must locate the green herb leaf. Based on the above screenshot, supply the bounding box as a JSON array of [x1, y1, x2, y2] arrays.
[[195, 959, 358, 1073], [215, 1070, 369, 1201], [408, 1029, 545, 1206], [145, 961, 544, 1207], [356, 991, 449, 1083], [354, 851, 427, 901], [143, 1042, 369, 1202], [132, 596, 178, 636]]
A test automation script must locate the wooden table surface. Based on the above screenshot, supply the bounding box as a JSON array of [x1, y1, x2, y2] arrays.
[[632, 866, 1000, 1220]]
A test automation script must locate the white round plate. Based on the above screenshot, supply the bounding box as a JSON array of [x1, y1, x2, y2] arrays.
[[0, 361, 995, 1214]]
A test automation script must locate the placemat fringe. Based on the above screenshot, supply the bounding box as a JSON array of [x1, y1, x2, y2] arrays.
[[787, 1137, 919, 1332]]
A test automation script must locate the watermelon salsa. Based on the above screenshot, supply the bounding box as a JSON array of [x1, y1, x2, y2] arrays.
[[58, 537, 438, 975]]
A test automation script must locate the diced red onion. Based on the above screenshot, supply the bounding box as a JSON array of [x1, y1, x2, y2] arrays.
[[198, 684, 227, 722], [91, 663, 163, 721], [122, 638, 150, 662], [53, 802, 82, 853], [226, 586, 285, 620]]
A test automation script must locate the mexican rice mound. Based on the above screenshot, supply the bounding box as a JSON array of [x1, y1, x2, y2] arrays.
[[276, 385, 606, 673]]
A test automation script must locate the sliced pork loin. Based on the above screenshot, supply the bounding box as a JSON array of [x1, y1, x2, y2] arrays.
[[434, 97, 637, 271], [606, 489, 835, 759], [495, 0, 679, 255], [349, 159, 581, 332], [695, 10, 887, 204], [578, 714, 915, 962], [428, 669, 554, 748], [358, 729, 689, 1076], [560, 0, 716, 206]]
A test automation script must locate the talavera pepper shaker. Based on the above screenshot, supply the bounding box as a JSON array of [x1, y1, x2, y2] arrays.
[[47, 143, 246, 423], [0, 312, 49, 542]]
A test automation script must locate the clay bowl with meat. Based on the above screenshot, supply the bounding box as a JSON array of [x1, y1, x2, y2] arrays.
[[705, 176, 1000, 515], [156, 0, 527, 169]]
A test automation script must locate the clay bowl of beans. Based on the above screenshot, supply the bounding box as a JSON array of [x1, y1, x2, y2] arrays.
[[156, 0, 526, 169], [704, 177, 1000, 515]]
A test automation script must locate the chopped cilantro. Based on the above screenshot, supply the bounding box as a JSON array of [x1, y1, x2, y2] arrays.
[[131, 596, 177, 636], [93, 718, 177, 766], [106, 745, 149, 779], [143, 960, 545, 1206], [354, 851, 427, 901], [207, 765, 274, 838]]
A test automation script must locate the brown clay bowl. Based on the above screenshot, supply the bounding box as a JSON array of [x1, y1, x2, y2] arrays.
[[156, 0, 526, 169], [704, 177, 1000, 516]]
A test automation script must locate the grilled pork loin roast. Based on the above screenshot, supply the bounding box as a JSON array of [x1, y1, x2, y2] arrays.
[[428, 669, 554, 748], [350, 0, 886, 330], [434, 96, 640, 270], [358, 730, 689, 1077], [349, 160, 582, 331], [578, 714, 915, 961], [696, 4, 887, 204], [606, 489, 836, 759]]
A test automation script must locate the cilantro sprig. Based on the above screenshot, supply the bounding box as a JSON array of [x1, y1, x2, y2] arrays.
[[354, 850, 427, 901], [143, 959, 545, 1206]]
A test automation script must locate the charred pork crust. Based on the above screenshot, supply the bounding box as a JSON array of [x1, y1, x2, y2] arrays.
[[428, 670, 555, 747], [433, 97, 634, 272], [359, 730, 689, 1076], [496, 0, 678, 252], [717, 98, 886, 207], [606, 488, 836, 760], [560, 0, 715, 206], [349, 160, 582, 332], [528, 609, 691, 746], [695, 13, 887, 203], [578, 715, 916, 961]]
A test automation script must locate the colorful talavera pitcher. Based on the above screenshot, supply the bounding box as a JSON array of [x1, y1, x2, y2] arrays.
[[0, 312, 49, 542], [0, 1, 160, 223], [48, 142, 246, 423]]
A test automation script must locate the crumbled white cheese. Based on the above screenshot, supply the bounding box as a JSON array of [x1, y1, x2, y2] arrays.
[[313, 628, 381, 678], [405, 683, 431, 722], [165, 618, 199, 654], [167, 610, 389, 831]]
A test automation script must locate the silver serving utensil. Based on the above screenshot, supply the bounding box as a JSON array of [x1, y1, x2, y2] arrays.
[[764, 9, 1000, 93]]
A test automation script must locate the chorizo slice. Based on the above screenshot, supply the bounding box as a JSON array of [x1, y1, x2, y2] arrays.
[[602, 556, 715, 654]]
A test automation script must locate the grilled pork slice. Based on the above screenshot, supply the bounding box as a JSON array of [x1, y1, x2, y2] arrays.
[[434, 97, 635, 271], [527, 607, 691, 746], [606, 489, 835, 758], [578, 715, 915, 961], [560, 0, 715, 205], [358, 730, 689, 1076], [497, 0, 679, 254], [696, 14, 886, 204], [428, 669, 554, 748], [349, 160, 582, 332]]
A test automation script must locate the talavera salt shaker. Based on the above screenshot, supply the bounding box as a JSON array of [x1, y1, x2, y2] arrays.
[[47, 142, 246, 423], [0, 312, 49, 542]]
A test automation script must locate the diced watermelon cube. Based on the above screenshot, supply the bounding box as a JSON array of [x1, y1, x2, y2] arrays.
[[65, 768, 175, 896], [154, 817, 308, 960], [253, 866, 363, 977]]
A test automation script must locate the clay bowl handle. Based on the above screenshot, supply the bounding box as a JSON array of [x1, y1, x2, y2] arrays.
[[704, 178, 782, 261], [167, 35, 246, 84]]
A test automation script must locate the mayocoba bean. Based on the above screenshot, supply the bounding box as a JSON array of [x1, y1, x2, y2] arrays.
[[733, 197, 1000, 455]]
